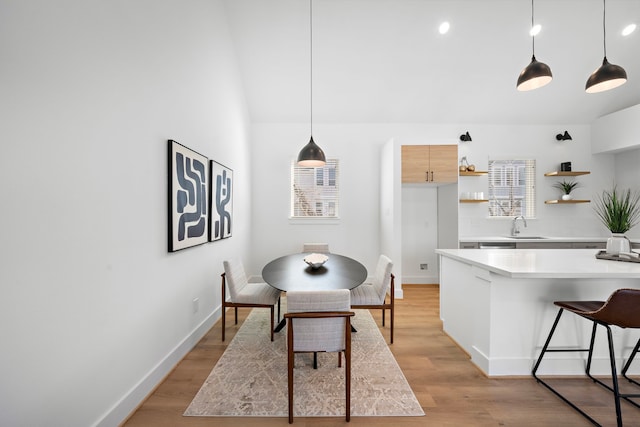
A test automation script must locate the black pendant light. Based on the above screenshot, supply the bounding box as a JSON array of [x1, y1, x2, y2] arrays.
[[297, 0, 326, 167], [585, 0, 627, 93], [517, 0, 552, 91]]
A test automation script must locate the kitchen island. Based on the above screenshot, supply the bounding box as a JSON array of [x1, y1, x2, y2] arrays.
[[435, 248, 640, 377]]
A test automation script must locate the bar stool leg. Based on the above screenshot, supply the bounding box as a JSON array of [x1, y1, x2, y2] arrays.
[[532, 308, 601, 426], [622, 337, 640, 387]]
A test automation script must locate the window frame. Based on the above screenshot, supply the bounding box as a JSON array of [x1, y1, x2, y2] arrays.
[[290, 158, 340, 220], [487, 159, 536, 218]]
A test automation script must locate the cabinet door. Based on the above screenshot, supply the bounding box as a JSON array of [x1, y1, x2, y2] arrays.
[[401, 145, 430, 183], [429, 145, 458, 183], [401, 145, 458, 183]]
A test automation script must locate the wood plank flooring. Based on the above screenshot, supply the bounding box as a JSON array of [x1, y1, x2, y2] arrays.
[[123, 285, 639, 427]]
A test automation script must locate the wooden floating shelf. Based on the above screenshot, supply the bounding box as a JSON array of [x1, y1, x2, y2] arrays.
[[544, 171, 591, 176], [459, 171, 488, 176], [460, 199, 489, 203], [545, 199, 591, 204]]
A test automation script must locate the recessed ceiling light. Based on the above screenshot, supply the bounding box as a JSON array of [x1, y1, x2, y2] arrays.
[[622, 23, 637, 36], [439, 21, 450, 35], [530, 24, 541, 37]]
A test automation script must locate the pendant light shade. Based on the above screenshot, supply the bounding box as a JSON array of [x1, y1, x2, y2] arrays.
[[586, 57, 627, 93], [517, 55, 553, 91], [517, 0, 552, 91], [586, 0, 627, 93], [297, 0, 326, 167], [297, 136, 326, 167]]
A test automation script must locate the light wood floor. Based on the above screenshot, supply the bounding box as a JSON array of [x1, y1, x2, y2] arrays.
[[123, 285, 639, 427]]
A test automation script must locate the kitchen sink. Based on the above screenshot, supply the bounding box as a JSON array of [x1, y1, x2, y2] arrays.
[[504, 236, 548, 239]]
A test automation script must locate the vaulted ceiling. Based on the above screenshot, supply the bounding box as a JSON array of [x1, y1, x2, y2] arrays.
[[223, 0, 640, 126]]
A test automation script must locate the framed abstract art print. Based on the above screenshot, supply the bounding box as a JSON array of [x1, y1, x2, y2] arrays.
[[168, 139, 209, 252], [209, 160, 233, 241]]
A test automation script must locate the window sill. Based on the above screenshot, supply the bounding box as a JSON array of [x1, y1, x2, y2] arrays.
[[289, 217, 340, 225]]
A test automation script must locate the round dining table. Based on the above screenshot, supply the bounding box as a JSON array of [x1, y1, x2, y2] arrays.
[[262, 252, 368, 332], [262, 252, 368, 292]]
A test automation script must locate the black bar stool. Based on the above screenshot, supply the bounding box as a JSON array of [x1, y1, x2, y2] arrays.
[[532, 288, 640, 427]]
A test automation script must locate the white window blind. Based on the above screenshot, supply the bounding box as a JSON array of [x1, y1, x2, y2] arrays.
[[488, 159, 536, 217], [291, 159, 339, 218]]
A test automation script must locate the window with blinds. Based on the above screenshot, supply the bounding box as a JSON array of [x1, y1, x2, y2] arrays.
[[488, 159, 536, 217], [291, 159, 339, 218]]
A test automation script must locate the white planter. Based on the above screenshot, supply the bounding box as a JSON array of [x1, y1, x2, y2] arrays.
[[606, 233, 631, 255], [561, 194, 572, 200]]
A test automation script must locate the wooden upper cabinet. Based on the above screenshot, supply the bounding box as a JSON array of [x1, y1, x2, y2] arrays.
[[401, 145, 458, 183]]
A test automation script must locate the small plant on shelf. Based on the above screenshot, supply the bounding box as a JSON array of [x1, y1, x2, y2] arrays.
[[553, 180, 579, 200], [553, 180, 579, 194]]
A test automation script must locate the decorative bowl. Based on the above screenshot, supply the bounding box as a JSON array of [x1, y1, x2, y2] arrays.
[[304, 253, 329, 269]]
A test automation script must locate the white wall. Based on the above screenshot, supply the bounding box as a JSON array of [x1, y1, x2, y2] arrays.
[[401, 186, 438, 283], [457, 124, 615, 239], [0, 1, 251, 426]]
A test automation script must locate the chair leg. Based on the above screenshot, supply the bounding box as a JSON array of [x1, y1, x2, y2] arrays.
[[622, 337, 640, 387], [605, 326, 624, 427], [221, 304, 226, 342], [313, 352, 318, 369], [234, 307, 238, 324], [382, 308, 385, 327], [345, 319, 351, 422], [532, 309, 601, 426], [390, 304, 394, 344], [270, 306, 275, 342], [287, 318, 294, 424]]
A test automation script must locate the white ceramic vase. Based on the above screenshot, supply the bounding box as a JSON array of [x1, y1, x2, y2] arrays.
[[561, 194, 572, 201], [606, 233, 631, 255]]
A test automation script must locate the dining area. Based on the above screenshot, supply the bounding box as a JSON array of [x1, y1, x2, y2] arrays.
[[201, 244, 403, 422]]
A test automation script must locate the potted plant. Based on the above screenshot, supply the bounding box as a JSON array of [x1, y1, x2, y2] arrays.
[[553, 180, 579, 200], [593, 186, 640, 254]]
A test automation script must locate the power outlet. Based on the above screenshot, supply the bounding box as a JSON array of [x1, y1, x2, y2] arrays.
[[420, 263, 428, 270], [192, 297, 199, 314]]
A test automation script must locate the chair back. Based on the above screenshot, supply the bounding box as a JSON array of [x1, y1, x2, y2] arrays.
[[372, 255, 393, 302], [594, 288, 640, 328], [222, 259, 248, 302], [287, 289, 350, 352], [302, 243, 330, 253]]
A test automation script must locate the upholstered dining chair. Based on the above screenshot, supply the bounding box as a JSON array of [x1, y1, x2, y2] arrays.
[[350, 254, 395, 343], [221, 259, 281, 342], [285, 289, 354, 423], [302, 242, 330, 253], [532, 288, 640, 427]]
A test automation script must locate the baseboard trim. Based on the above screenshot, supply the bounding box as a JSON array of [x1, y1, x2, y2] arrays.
[[95, 306, 221, 427]]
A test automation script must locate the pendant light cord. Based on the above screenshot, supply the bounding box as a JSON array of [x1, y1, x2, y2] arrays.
[[602, 0, 607, 57], [310, 0, 313, 138], [531, 0, 536, 56]]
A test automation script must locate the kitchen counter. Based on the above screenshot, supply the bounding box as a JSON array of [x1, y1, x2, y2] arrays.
[[435, 248, 640, 377], [436, 248, 640, 278], [459, 235, 640, 243]]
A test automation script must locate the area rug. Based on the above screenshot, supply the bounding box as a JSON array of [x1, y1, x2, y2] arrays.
[[184, 303, 425, 418]]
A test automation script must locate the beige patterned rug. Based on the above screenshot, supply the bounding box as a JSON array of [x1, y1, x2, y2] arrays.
[[184, 303, 425, 418]]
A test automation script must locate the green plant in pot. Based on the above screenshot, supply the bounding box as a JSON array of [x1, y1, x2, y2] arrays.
[[553, 180, 579, 200], [593, 186, 640, 254]]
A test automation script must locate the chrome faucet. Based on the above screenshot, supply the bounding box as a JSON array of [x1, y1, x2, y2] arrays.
[[511, 216, 527, 236]]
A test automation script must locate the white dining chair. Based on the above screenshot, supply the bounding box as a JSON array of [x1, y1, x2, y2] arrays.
[[285, 289, 354, 423], [302, 243, 330, 253], [221, 258, 281, 341], [350, 254, 394, 343]]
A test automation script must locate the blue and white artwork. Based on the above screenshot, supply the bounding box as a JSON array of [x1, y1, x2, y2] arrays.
[[210, 160, 233, 241], [168, 140, 209, 252]]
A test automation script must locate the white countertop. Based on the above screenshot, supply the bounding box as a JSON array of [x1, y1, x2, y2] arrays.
[[459, 236, 640, 243], [435, 248, 640, 279]]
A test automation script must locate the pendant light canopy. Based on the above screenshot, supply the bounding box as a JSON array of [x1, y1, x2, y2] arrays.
[[585, 0, 627, 93], [517, 0, 552, 91], [297, 0, 326, 167]]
